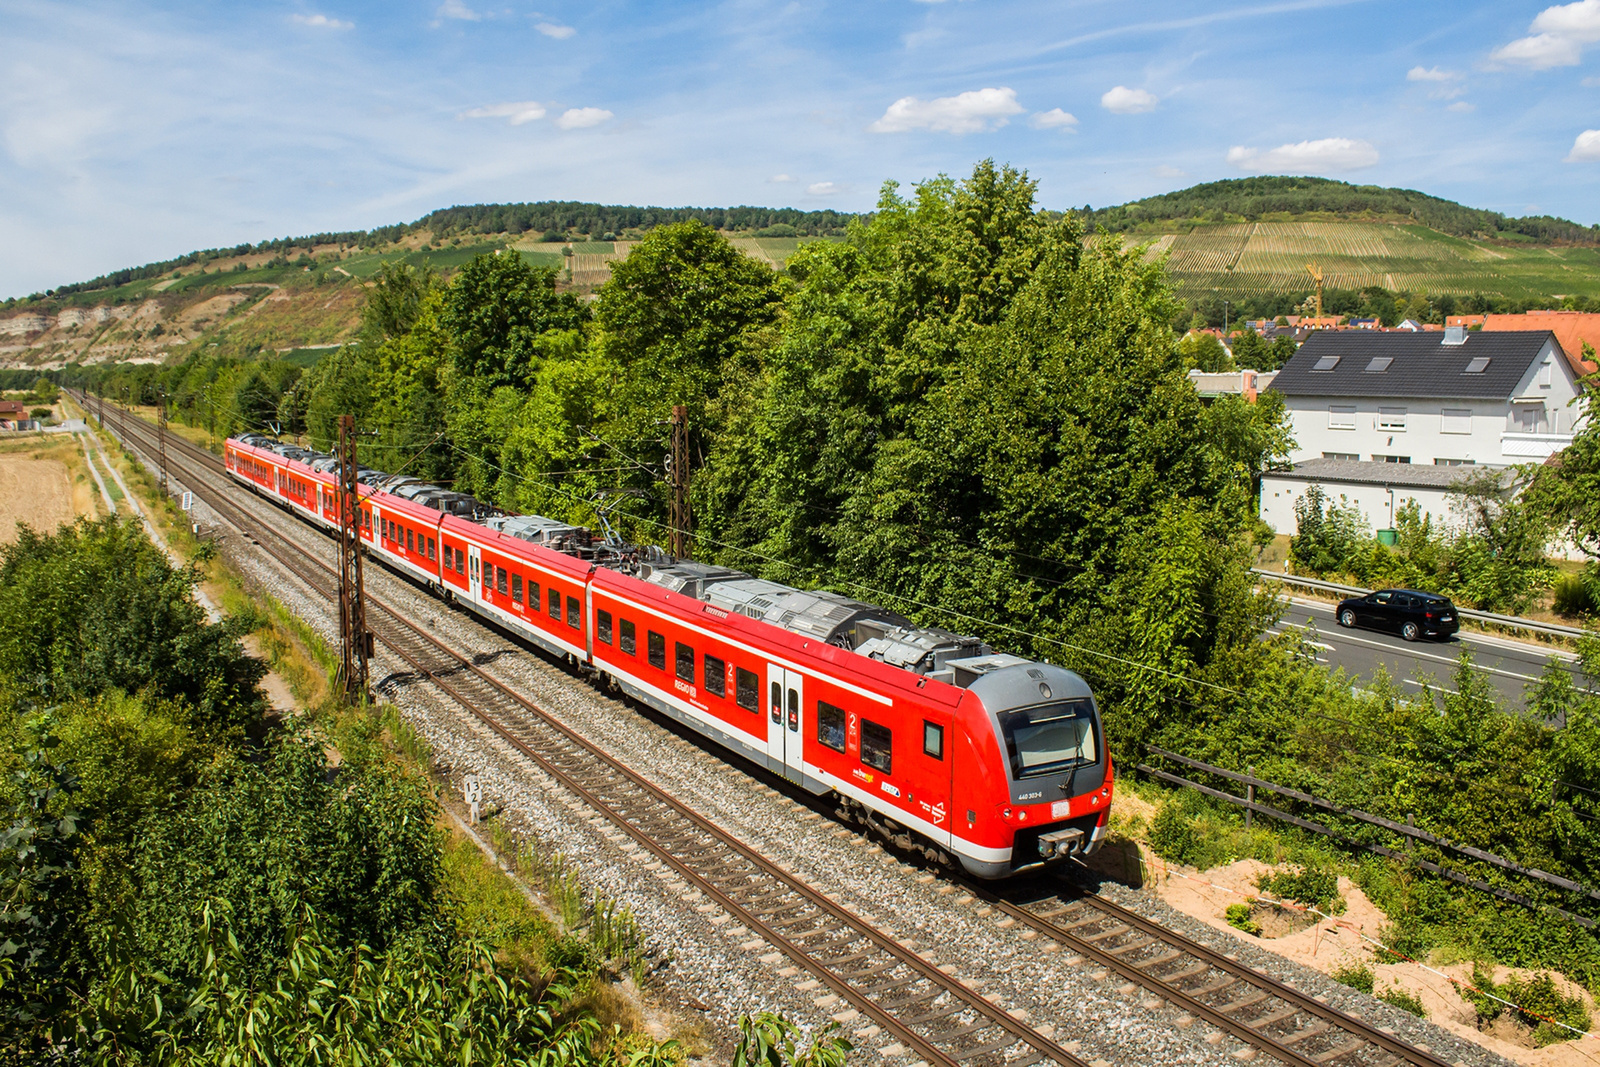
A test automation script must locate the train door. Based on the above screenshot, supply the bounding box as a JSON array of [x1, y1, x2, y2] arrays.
[[765, 665, 804, 784], [467, 544, 482, 602]]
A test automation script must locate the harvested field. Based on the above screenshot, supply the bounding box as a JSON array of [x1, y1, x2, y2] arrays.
[[0, 437, 99, 542]]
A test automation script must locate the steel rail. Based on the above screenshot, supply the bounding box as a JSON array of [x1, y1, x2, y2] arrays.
[[92, 395, 1088, 1067]]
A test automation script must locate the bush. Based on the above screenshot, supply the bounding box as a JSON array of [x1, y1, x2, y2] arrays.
[[1257, 862, 1342, 912], [1553, 571, 1598, 617], [1225, 903, 1261, 936], [1148, 790, 1238, 869], [1461, 964, 1592, 1045], [1379, 986, 1428, 1017], [1332, 960, 1375, 994]]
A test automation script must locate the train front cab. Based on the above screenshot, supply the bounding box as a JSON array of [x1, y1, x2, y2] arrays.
[[951, 663, 1112, 879]]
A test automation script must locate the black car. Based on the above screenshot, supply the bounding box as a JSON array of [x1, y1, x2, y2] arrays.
[[1335, 588, 1459, 641]]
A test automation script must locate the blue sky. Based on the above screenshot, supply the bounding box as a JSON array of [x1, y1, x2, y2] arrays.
[[3, 0, 1599, 298]]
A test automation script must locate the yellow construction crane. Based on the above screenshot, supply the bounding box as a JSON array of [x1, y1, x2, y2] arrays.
[[1306, 263, 1324, 320]]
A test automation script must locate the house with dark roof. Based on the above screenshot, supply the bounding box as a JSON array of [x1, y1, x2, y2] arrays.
[[1268, 327, 1584, 468]]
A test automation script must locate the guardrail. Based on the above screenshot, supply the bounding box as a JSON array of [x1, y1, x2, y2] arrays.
[[1252, 567, 1592, 640]]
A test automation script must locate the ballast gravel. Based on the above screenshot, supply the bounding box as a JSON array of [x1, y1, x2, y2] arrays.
[[124, 434, 1517, 1067]]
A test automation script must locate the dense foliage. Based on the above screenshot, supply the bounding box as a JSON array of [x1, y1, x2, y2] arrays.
[[1088, 176, 1600, 243], [416, 201, 855, 240]]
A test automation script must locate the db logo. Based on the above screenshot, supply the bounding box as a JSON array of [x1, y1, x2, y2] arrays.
[[931, 802, 947, 825]]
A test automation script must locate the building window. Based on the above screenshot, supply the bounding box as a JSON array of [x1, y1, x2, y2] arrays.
[[1540, 359, 1554, 387], [597, 610, 613, 644], [675, 641, 695, 683], [704, 654, 726, 697], [620, 619, 636, 655], [1328, 405, 1356, 430], [1440, 408, 1471, 435], [1377, 407, 1407, 431], [566, 596, 580, 629], [1435, 458, 1475, 467], [860, 719, 892, 774], [647, 631, 665, 670], [817, 701, 846, 752], [1513, 405, 1547, 433], [735, 668, 759, 711], [1464, 356, 1491, 374], [512, 574, 523, 603], [1365, 356, 1393, 372], [924, 721, 944, 760], [1372, 455, 1411, 464], [1321, 452, 1359, 461], [1312, 355, 1340, 371]]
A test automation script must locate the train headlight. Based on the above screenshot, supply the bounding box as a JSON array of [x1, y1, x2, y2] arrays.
[[1002, 807, 1013, 820]]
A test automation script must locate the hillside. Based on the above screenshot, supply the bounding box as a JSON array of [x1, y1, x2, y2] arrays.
[[4, 179, 1599, 370]]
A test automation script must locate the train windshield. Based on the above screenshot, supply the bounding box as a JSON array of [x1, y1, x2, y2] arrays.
[[999, 700, 1097, 779]]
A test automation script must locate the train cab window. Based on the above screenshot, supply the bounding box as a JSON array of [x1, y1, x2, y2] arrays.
[[597, 610, 613, 644], [566, 596, 580, 629], [703, 654, 726, 697], [923, 721, 944, 761], [511, 575, 523, 603], [817, 701, 846, 753], [427, 537, 436, 561], [735, 668, 759, 711], [647, 631, 666, 669], [675, 642, 695, 683], [620, 620, 636, 655], [860, 719, 892, 774], [496, 567, 508, 596], [406, 529, 414, 552], [548, 587, 561, 619]]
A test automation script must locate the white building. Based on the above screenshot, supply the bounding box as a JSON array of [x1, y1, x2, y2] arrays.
[[1269, 327, 1584, 469], [1260, 458, 1492, 540]]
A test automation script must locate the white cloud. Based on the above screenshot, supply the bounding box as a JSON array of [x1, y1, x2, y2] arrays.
[[868, 87, 1023, 134], [458, 101, 545, 125], [1447, 101, 1476, 113], [1227, 137, 1379, 173], [1100, 86, 1158, 114], [1532, 0, 1600, 40], [1567, 128, 1600, 160], [437, 0, 480, 20], [555, 106, 612, 129], [1492, 1, 1600, 68], [535, 22, 576, 38], [807, 181, 841, 195], [292, 13, 353, 29], [1492, 33, 1582, 67], [1586, 75, 1600, 85], [1029, 108, 1078, 130], [1406, 65, 1457, 82], [1153, 164, 1188, 179], [768, 173, 796, 183]]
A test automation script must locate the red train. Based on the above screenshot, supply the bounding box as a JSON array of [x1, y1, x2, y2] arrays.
[[225, 433, 1113, 877]]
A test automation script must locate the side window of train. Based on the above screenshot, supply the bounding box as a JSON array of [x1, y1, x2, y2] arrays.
[[511, 575, 523, 603], [406, 529, 414, 552], [529, 581, 540, 610], [496, 566, 508, 596], [548, 587, 561, 619], [817, 701, 846, 752], [923, 721, 944, 761], [597, 610, 613, 644], [735, 668, 758, 711], [647, 631, 666, 670], [675, 642, 695, 683], [620, 619, 636, 655], [566, 596, 580, 629], [428, 537, 437, 561], [456, 549, 466, 575], [703, 654, 725, 697], [860, 719, 892, 774]]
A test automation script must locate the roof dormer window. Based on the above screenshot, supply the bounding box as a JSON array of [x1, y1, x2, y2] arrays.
[[1463, 357, 1491, 374], [1365, 357, 1393, 372], [1312, 355, 1340, 371]]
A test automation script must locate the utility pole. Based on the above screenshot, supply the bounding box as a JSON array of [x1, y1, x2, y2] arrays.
[[157, 391, 168, 494], [336, 414, 370, 702], [96, 391, 104, 429], [669, 404, 691, 558]]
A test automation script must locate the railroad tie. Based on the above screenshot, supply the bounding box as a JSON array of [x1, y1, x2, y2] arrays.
[[1080, 924, 1131, 943], [1278, 1022, 1329, 1046], [1216, 990, 1271, 1016]]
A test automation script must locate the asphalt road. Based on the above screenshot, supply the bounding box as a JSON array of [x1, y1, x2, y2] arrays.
[[1268, 595, 1591, 712]]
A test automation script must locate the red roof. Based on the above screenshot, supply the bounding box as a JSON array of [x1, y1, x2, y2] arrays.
[[0, 401, 27, 415], [1482, 311, 1600, 378]]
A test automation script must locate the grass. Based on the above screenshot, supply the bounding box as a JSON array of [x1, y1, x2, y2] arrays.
[[1129, 219, 1600, 301]]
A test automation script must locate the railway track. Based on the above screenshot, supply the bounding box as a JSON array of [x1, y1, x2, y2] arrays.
[[88, 395, 1459, 1067], [983, 884, 1452, 1067], [86, 394, 1092, 1067]]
